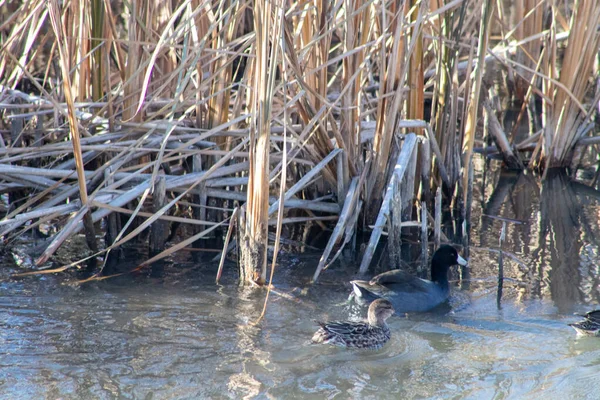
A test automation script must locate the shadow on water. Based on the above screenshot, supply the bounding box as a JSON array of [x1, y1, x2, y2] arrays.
[[3, 167, 600, 398]]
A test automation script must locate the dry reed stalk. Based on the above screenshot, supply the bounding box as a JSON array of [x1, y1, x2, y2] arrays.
[[434, 186, 441, 248], [293, 0, 332, 114], [258, 9, 289, 318], [461, 0, 493, 201], [483, 100, 523, 169], [188, 0, 214, 127], [510, 0, 545, 101], [429, 0, 467, 194], [90, 0, 105, 101], [267, 148, 341, 215], [135, 0, 198, 119], [99, 138, 249, 249], [312, 177, 360, 281], [47, 0, 97, 252], [368, 3, 409, 214], [162, 1, 248, 135], [206, 2, 239, 134], [389, 166, 403, 269], [122, 1, 145, 123], [420, 201, 428, 275], [537, 1, 600, 169], [151, 0, 177, 99], [216, 207, 239, 284], [406, 0, 427, 202], [0, 0, 47, 88], [239, 0, 281, 286], [340, 0, 371, 182], [360, 133, 418, 273], [135, 214, 230, 270], [406, 0, 425, 131], [280, 22, 337, 185]]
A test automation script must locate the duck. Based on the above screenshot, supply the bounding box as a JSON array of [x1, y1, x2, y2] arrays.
[[350, 245, 468, 314], [312, 299, 395, 349], [569, 310, 600, 336]]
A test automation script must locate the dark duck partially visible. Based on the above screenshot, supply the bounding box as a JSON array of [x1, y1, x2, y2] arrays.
[[312, 299, 395, 349], [576, 309, 600, 322], [350, 245, 468, 314], [569, 309, 600, 336]]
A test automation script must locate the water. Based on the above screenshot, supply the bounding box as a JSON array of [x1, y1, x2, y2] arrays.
[[2, 168, 600, 399]]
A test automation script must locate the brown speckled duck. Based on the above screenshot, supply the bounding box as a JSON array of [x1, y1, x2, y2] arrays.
[[311, 299, 395, 349], [569, 309, 600, 336]]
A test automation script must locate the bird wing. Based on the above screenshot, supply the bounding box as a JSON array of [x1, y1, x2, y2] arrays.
[[369, 269, 412, 285], [319, 321, 370, 336], [582, 310, 600, 323], [369, 270, 437, 294]]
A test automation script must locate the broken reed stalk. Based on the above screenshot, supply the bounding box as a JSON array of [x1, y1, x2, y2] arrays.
[[389, 172, 403, 270], [312, 177, 360, 282], [312, 156, 372, 282], [216, 207, 239, 284], [483, 100, 523, 170], [359, 134, 418, 274], [419, 137, 431, 203], [47, 0, 97, 253], [149, 174, 167, 255], [240, 0, 280, 286]]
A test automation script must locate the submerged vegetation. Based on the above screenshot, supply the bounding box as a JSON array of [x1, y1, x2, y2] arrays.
[[0, 1, 599, 290]]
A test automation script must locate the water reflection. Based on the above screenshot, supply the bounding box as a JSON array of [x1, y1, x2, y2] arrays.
[[473, 168, 600, 311], [540, 171, 587, 309]]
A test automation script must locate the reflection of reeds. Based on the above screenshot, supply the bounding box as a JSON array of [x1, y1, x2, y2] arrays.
[[538, 171, 584, 308]]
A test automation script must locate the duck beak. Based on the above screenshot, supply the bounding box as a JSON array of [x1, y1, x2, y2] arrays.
[[457, 254, 468, 266]]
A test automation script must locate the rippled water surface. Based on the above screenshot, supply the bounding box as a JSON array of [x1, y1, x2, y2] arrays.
[[2, 169, 600, 399]]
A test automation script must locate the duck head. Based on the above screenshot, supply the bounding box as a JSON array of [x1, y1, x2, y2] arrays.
[[368, 298, 395, 326], [431, 245, 468, 284]]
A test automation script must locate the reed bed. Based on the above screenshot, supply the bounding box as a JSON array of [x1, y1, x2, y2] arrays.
[[0, 0, 598, 285]]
